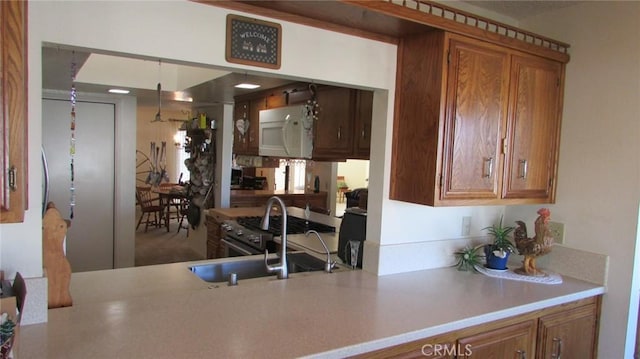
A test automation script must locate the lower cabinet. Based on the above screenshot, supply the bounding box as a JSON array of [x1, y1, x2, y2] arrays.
[[205, 213, 225, 259], [351, 296, 599, 359], [537, 304, 598, 359], [458, 320, 534, 358]]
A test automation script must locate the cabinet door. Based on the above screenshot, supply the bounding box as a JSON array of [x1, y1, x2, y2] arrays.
[[537, 304, 598, 359], [440, 38, 510, 201], [458, 320, 535, 359], [247, 98, 266, 155], [313, 87, 355, 159], [353, 90, 373, 159], [503, 55, 562, 201], [233, 101, 249, 154], [0, 0, 27, 223]]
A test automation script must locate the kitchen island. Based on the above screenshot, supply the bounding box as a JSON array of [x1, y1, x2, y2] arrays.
[[18, 258, 604, 358]]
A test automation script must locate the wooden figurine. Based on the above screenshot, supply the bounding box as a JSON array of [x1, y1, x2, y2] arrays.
[[514, 208, 554, 276], [42, 202, 73, 308]]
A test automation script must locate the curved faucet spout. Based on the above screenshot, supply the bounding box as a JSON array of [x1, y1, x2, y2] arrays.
[[305, 230, 336, 273], [262, 196, 289, 279]]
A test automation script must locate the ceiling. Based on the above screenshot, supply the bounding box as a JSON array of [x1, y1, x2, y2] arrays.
[[461, 1, 581, 20], [41, 1, 580, 112]]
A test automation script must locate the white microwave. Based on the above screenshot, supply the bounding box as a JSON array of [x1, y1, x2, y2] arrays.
[[258, 104, 313, 159]]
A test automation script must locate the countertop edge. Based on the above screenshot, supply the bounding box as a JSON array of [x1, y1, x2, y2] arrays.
[[308, 286, 605, 358]]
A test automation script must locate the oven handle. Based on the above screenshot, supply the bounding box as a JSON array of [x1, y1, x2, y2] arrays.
[[221, 238, 258, 256]]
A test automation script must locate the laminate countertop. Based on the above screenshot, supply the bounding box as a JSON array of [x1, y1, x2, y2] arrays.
[[19, 256, 604, 359]]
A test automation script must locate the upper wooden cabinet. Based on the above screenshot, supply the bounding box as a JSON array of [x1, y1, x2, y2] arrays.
[[390, 31, 564, 206], [312, 86, 373, 160], [312, 86, 355, 159], [353, 90, 373, 159], [1, 1, 28, 223]]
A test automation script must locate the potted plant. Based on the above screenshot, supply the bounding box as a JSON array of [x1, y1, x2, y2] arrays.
[[483, 216, 515, 270]]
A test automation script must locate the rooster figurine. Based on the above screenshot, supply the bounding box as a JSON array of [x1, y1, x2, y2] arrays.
[[514, 208, 554, 276]]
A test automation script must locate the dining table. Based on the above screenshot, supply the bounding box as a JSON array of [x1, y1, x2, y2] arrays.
[[152, 185, 188, 232]]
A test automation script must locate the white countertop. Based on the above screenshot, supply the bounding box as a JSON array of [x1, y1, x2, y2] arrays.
[[19, 258, 604, 359]]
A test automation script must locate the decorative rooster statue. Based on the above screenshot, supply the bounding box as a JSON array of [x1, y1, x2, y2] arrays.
[[514, 208, 554, 276]]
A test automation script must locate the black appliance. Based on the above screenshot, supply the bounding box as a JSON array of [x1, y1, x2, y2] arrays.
[[338, 208, 367, 268], [221, 216, 336, 257], [240, 176, 268, 190], [231, 168, 242, 186]]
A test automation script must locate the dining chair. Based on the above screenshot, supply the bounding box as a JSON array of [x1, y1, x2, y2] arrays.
[[135, 186, 164, 232], [176, 198, 190, 237]]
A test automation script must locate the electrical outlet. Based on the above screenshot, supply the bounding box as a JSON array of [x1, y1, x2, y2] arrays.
[[548, 221, 565, 244], [461, 216, 471, 236]]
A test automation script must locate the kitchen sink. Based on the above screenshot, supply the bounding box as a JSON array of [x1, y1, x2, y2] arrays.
[[189, 252, 338, 283]]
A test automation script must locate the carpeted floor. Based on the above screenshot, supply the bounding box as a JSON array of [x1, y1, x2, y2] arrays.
[[135, 224, 205, 267]]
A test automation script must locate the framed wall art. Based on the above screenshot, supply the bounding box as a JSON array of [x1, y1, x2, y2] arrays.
[[225, 14, 281, 69]]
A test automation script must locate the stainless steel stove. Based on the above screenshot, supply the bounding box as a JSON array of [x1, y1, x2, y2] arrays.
[[220, 216, 336, 257]]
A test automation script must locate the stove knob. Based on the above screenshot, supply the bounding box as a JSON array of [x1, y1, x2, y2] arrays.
[[236, 230, 243, 236]]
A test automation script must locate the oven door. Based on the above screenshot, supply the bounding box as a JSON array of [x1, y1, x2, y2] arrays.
[[221, 238, 262, 257]]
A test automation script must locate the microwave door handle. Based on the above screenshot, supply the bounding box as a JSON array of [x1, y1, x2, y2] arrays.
[[282, 114, 291, 155]]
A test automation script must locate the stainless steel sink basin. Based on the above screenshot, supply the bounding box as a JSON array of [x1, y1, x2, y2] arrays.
[[189, 252, 337, 283]]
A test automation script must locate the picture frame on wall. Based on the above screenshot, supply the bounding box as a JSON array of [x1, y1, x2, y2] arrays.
[[225, 14, 282, 69]]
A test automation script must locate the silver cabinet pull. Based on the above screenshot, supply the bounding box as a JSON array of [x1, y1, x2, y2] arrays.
[[518, 159, 528, 179], [483, 157, 494, 178], [337, 125, 342, 141], [9, 166, 17, 191], [552, 337, 563, 358], [516, 349, 526, 359], [361, 125, 366, 139]]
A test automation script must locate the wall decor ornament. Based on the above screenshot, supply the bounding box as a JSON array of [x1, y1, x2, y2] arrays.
[[226, 14, 281, 69]]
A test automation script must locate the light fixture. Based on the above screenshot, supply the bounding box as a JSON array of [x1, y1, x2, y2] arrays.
[[108, 88, 130, 94], [173, 91, 193, 102], [234, 83, 261, 89], [235, 72, 260, 90]]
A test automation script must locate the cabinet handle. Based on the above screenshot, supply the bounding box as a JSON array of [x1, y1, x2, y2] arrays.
[[361, 125, 366, 139], [483, 157, 494, 178], [552, 337, 563, 358], [9, 166, 17, 191], [518, 159, 528, 179], [337, 126, 342, 141], [516, 349, 526, 359]]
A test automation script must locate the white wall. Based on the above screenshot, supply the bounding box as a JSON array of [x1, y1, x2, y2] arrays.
[[337, 160, 369, 190], [510, 3, 640, 358]]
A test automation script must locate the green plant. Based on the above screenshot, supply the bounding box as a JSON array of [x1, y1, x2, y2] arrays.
[[483, 216, 515, 253], [454, 245, 484, 272]]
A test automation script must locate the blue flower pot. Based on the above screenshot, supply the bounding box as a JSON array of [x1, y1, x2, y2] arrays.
[[484, 245, 510, 270]]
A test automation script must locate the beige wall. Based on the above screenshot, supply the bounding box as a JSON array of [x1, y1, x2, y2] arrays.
[[508, 3, 640, 357]]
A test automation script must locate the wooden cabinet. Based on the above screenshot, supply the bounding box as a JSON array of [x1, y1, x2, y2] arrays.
[[353, 90, 373, 159], [230, 191, 327, 211], [502, 54, 563, 200], [206, 212, 226, 259], [458, 320, 534, 358], [390, 30, 564, 206], [313, 87, 374, 160], [0, 0, 28, 223], [353, 297, 599, 359], [537, 303, 598, 359], [233, 100, 260, 156], [313, 87, 355, 159]]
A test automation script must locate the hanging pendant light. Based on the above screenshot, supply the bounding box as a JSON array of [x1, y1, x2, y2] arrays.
[[152, 59, 164, 123]]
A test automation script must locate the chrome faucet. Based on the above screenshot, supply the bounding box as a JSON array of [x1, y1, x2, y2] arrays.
[[305, 230, 336, 273], [262, 196, 288, 279]]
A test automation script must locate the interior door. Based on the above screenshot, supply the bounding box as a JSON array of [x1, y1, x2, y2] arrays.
[[42, 98, 115, 272]]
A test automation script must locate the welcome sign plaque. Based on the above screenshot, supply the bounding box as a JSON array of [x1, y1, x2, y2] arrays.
[[226, 14, 281, 69]]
